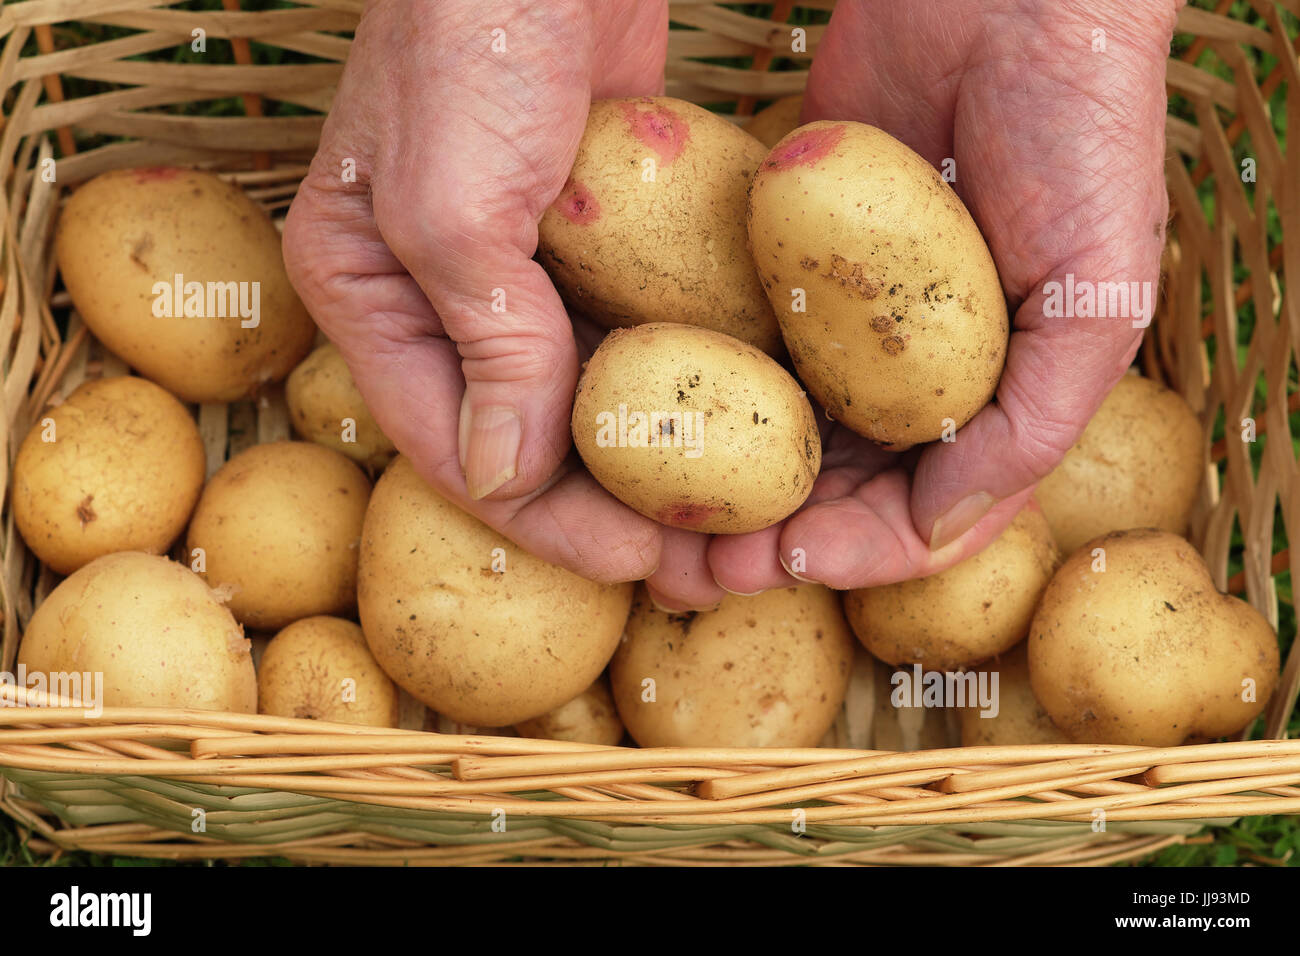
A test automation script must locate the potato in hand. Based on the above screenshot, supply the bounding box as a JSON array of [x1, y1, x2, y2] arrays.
[[572, 323, 820, 534]]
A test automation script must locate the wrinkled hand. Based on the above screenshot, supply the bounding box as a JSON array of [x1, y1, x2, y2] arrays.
[[284, 0, 673, 585], [704, 0, 1180, 600]]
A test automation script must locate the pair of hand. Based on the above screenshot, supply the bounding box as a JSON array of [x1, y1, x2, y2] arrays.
[[283, 0, 1179, 610]]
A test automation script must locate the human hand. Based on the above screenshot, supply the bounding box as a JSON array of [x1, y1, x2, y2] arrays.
[[706, 0, 1180, 597], [283, 0, 674, 585]]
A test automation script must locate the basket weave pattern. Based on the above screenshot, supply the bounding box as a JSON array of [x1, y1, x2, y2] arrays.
[[0, 1, 1297, 866]]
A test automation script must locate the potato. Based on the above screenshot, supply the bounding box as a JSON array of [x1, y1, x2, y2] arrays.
[[286, 343, 396, 470], [958, 643, 1069, 747], [1036, 374, 1202, 555], [358, 456, 633, 726], [17, 552, 255, 712], [515, 678, 624, 746], [187, 441, 371, 630], [844, 506, 1059, 670], [744, 95, 804, 148], [258, 616, 398, 727], [1029, 529, 1279, 746], [747, 121, 1007, 448], [537, 97, 781, 354], [609, 584, 855, 748], [55, 167, 316, 403], [572, 323, 820, 533], [13, 376, 205, 575]]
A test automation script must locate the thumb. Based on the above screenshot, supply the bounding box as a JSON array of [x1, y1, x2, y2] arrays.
[[367, 81, 596, 501], [910, 265, 1148, 550], [376, 190, 580, 500]]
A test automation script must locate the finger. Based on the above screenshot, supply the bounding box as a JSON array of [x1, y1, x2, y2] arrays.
[[707, 428, 897, 594], [911, 295, 1142, 550], [778, 469, 1033, 590], [645, 527, 726, 611], [284, 172, 662, 584]]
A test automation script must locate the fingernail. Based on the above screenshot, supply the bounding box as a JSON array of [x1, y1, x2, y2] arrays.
[[649, 596, 688, 613], [459, 402, 521, 500], [929, 492, 996, 551], [777, 550, 814, 583], [718, 583, 764, 597]]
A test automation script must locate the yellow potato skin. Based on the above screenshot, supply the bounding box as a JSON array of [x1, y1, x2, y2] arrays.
[[538, 97, 781, 355], [514, 678, 625, 746], [187, 441, 371, 630], [744, 95, 804, 148], [13, 376, 205, 575], [258, 616, 399, 727], [358, 457, 634, 726], [18, 552, 256, 713], [1036, 374, 1203, 556], [1028, 529, 1279, 747], [610, 585, 855, 748], [572, 323, 820, 534], [55, 167, 316, 402], [286, 343, 396, 470], [747, 121, 1008, 447], [844, 507, 1060, 671], [958, 643, 1070, 747]]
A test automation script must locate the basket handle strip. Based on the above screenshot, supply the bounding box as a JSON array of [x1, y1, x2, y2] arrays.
[[939, 739, 1300, 793], [451, 744, 1137, 788], [272, 769, 1300, 824]]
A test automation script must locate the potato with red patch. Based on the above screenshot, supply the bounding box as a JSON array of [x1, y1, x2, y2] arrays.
[[747, 122, 1008, 448], [571, 323, 820, 534], [610, 584, 855, 748], [537, 97, 781, 354], [55, 167, 316, 403]]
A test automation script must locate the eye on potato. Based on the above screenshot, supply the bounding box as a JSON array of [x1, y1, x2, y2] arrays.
[[258, 616, 399, 727], [537, 97, 782, 354], [358, 456, 633, 727], [844, 506, 1059, 671], [572, 323, 820, 534], [13, 375, 205, 575], [1035, 374, 1203, 556], [187, 441, 371, 630], [55, 167, 316, 403], [609, 584, 855, 748], [1028, 529, 1279, 747], [17, 552, 256, 713], [747, 121, 1008, 448]]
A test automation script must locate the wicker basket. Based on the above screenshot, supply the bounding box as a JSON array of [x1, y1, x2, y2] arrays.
[[0, 0, 1297, 867]]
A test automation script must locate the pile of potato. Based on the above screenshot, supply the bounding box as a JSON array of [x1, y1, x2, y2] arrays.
[[12, 97, 1279, 753]]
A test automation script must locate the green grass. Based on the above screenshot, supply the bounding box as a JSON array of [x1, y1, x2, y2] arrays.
[[3, 0, 1299, 868]]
